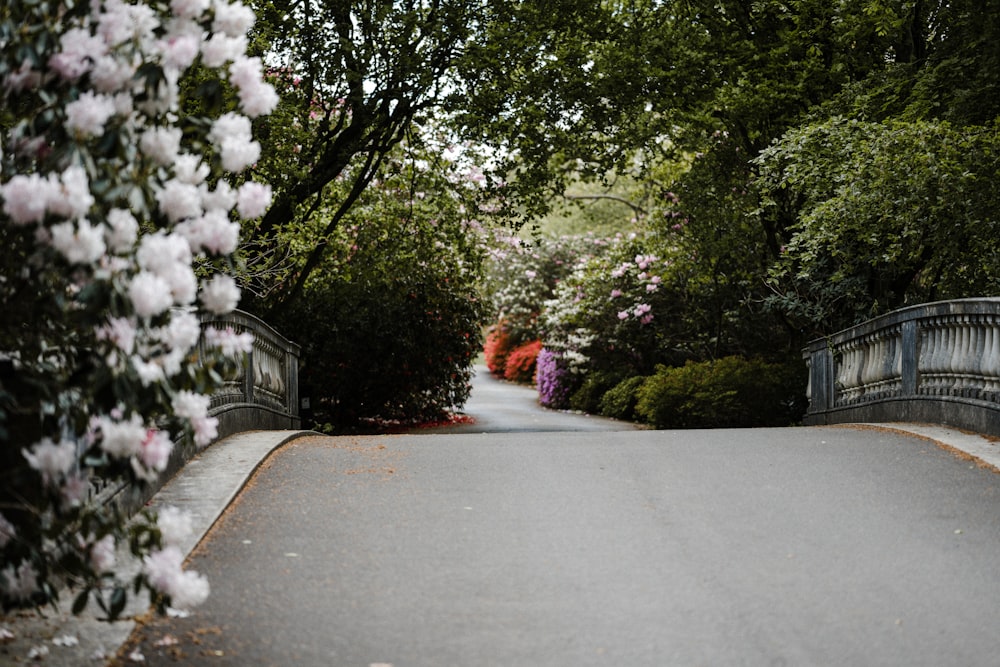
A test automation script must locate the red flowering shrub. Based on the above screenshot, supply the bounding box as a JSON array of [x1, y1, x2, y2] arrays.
[[484, 323, 513, 376], [504, 339, 543, 384]]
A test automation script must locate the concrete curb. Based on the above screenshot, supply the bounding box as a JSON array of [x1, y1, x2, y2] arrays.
[[0, 430, 315, 666]]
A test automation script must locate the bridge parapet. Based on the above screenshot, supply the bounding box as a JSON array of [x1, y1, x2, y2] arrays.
[[201, 309, 301, 439], [803, 298, 1000, 435]]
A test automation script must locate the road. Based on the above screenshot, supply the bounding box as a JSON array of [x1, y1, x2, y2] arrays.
[[119, 371, 1000, 666]]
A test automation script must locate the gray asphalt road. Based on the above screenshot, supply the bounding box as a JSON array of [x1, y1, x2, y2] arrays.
[[119, 388, 1000, 666], [429, 365, 641, 433]]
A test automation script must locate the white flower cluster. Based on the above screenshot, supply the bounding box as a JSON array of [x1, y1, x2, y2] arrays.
[[0, 0, 278, 611], [143, 506, 209, 609]]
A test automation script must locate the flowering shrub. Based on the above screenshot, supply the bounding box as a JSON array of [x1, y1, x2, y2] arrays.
[[485, 234, 608, 347], [536, 347, 576, 409], [503, 340, 542, 384], [0, 0, 275, 618], [483, 323, 513, 377]]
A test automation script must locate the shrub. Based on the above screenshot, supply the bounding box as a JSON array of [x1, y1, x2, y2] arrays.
[[484, 324, 514, 377], [284, 271, 484, 430], [635, 356, 807, 429], [569, 372, 619, 413], [599, 375, 648, 421], [536, 347, 576, 409], [504, 340, 542, 384]]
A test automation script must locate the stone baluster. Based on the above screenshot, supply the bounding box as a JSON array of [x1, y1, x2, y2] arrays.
[[985, 318, 1000, 396]]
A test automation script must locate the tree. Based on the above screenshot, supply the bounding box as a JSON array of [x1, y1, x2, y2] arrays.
[[245, 0, 497, 314]]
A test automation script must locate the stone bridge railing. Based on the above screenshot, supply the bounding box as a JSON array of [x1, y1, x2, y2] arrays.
[[201, 309, 301, 439], [803, 298, 1000, 435]]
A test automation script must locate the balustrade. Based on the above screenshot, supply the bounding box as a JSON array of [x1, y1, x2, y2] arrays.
[[803, 298, 1000, 435]]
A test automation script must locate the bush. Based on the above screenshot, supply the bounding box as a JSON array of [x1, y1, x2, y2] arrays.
[[599, 376, 648, 421], [504, 340, 542, 384], [635, 356, 806, 429], [536, 348, 577, 409], [284, 271, 484, 430], [569, 371, 619, 413], [484, 324, 514, 377]]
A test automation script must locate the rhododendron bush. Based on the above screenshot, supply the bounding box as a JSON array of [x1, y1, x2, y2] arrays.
[[0, 0, 275, 618]]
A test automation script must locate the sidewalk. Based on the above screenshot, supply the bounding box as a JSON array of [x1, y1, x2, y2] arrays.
[[1, 421, 998, 664], [0, 430, 313, 666]]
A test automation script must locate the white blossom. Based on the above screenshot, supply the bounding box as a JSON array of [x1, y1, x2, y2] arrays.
[[199, 274, 240, 314], [204, 326, 254, 356], [1, 562, 38, 602], [157, 506, 193, 547], [156, 179, 204, 222], [171, 0, 210, 19], [201, 32, 246, 68], [1, 173, 53, 225], [236, 181, 272, 219], [173, 154, 210, 185], [98, 413, 146, 458], [0, 513, 15, 549], [96, 316, 137, 354], [49, 165, 95, 220], [192, 416, 218, 447], [140, 127, 183, 166], [129, 271, 174, 318], [172, 390, 210, 421], [105, 209, 139, 252], [90, 535, 117, 574], [65, 91, 117, 137], [23, 438, 76, 487], [50, 219, 107, 265], [212, 0, 256, 37]]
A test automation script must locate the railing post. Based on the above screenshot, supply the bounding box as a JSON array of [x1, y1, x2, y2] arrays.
[[901, 319, 918, 396]]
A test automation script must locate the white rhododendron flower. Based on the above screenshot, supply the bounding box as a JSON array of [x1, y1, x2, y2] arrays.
[[50, 218, 107, 265], [64, 91, 117, 136], [157, 506, 194, 547], [236, 181, 272, 219], [129, 271, 175, 318], [90, 535, 117, 574], [200, 274, 240, 314], [140, 126, 183, 166], [98, 413, 146, 458], [172, 390, 210, 421], [23, 438, 77, 488], [105, 208, 139, 252]]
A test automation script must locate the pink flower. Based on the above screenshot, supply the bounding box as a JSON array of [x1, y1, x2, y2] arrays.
[[138, 429, 173, 474], [610, 289, 622, 298], [617, 311, 629, 320]]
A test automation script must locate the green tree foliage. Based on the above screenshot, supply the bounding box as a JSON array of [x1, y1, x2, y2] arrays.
[[270, 138, 488, 430], [758, 119, 1000, 331]]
